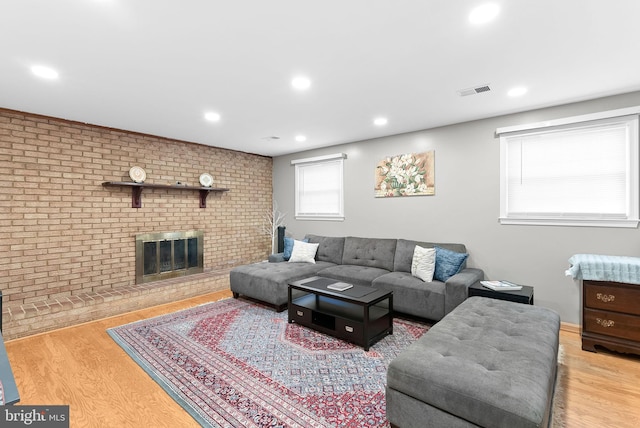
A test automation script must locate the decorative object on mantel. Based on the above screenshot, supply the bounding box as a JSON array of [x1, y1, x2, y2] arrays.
[[374, 151, 435, 197], [128, 166, 146, 183], [102, 181, 229, 208], [199, 173, 214, 187]]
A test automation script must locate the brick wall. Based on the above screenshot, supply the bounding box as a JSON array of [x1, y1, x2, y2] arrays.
[[0, 108, 272, 339]]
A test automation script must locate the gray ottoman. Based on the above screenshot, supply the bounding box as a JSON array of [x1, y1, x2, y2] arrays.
[[386, 297, 560, 428]]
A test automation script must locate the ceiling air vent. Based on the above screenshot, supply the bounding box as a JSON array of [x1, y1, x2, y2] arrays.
[[457, 84, 491, 97]]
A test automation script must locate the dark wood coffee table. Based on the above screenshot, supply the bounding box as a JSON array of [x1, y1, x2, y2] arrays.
[[288, 276, 393, 351]]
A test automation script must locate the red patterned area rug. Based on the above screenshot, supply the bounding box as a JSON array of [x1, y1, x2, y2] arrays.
[[107, 298, 429, 427]]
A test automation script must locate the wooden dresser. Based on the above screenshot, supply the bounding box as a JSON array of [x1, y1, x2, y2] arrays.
[[582, 279, 640, 356]]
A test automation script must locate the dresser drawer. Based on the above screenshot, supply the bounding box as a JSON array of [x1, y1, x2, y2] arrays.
[[584, 308, 640, 342], [584, 282, 640, 315]]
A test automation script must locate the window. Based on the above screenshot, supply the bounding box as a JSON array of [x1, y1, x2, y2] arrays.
[[496, 107, 640, 228], [292, 153, 346, 220]]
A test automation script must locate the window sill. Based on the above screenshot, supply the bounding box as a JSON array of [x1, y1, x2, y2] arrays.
[[499, 217, 640, 228], [295, 215, 345, 222]]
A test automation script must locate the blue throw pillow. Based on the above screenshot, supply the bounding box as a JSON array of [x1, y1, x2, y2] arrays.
[[283, 237, 308, 261], [434, 246, 468, 282]]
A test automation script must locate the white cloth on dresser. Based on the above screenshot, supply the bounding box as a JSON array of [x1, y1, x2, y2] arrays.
[[566, 253, 640, 284]]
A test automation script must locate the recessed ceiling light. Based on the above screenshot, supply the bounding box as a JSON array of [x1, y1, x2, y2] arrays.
[[291, 76, 311, 91], [507, 87, 528, 97], [204, 112, 221, 122], [31, 65, 59, 80], [469, 3, 500, 25], [295, 135, 307, 142], [374, 117, 388, 126]]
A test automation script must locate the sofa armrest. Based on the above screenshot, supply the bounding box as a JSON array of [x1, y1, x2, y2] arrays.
[[444, 268, 484, 315], [268, 253, 286, 263]]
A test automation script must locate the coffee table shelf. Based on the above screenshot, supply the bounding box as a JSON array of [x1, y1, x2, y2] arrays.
[[288, 276, 393, 351]]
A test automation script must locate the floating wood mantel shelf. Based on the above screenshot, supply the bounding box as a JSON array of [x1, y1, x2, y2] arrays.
[[102, 181, 229, 208]]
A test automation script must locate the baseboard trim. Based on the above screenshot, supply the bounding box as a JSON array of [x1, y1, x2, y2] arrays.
[[560, 321, 580, 335]]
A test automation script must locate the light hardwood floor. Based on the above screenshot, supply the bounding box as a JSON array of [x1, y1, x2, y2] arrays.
[[5, 290, 640, 428]]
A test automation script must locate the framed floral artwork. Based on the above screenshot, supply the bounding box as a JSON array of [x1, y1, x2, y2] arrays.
[[375, 151, 435, 197]]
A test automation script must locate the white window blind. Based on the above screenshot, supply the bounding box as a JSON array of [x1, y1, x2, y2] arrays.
[[497, 107, 640, 227], [292, 153, 345, 220]]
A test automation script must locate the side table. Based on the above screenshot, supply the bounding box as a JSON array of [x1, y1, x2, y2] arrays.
[[468, 282, 534, 305]]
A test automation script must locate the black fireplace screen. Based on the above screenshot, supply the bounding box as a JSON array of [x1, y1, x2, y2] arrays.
[[136, 231, 203, 284]]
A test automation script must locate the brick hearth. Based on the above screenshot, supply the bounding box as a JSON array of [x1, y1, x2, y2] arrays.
[[2, 270, 229, 339]]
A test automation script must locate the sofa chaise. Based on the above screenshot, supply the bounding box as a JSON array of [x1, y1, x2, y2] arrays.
[[230, 234, 484, 321]]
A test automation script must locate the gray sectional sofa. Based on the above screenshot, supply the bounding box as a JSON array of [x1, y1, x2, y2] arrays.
[[230, 234, 484, 321]]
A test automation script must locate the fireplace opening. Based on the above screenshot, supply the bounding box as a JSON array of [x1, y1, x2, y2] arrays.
[[136, 231, 203, 284]]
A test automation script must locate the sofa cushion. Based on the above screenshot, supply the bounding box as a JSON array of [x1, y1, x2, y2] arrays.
[[341, 237, 397, 271], [373, 272, 445, 320], [411, 245, 436, 282], [305, 235, 345, 265], [288, 241, 319, 263], [394, 239, 467, 273], [318, 264, 391, 287], [283, 237, 308, 261], [434, 246, 469, 282], [230, 260, 335, 306]]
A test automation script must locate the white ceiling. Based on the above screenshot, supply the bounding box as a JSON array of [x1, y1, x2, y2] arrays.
[[2, 0, 640, 157]]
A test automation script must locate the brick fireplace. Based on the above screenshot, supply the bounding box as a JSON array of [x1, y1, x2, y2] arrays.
[[0, 108, 273, 339]]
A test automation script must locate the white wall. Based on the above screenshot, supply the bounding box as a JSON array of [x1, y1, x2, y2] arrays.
[[273, 91, 640, 324]]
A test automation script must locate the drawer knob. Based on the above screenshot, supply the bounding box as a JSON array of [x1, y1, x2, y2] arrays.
[[596, 318, 615, 328], [296, 310, 303, 317], [596, 293, 615, 303], [345, 326, 354, 333]]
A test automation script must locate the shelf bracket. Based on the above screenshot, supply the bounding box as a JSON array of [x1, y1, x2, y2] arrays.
[[132, 186, 143, 208], [199, 189, 209, 208]]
